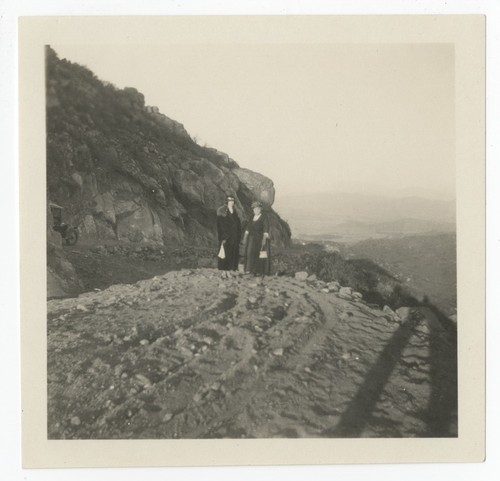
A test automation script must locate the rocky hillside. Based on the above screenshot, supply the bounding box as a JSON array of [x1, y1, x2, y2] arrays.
[[45, 46, 291, 250], [47, 268, 457, 439], [46, 199, 83, 296], [347, 233, 457, 317]]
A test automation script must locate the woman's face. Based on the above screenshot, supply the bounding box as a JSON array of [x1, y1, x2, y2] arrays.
[[253, 206, 262, 215]]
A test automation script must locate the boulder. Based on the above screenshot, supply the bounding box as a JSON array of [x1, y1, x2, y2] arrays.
[[116, 203, 163, 245], [79, 214, 98, 241], [232, 167, 275, 206], [146, 107, 191, 140], [396, 307, 413, 322], [339, 287, 354, 299], [206, 148, 239, 168], [295, 271, 309, 281], [71, 172, 83, 189], [383, 305, 401, 322]]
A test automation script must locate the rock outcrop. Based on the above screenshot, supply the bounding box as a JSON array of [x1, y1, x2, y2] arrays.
[[144, 106, 192, 141], [232, 167, 275, 206], [45, 46, 291, 253], [47, 203, 83, 297]]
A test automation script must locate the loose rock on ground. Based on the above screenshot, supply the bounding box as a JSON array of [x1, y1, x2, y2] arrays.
[[47, 268, 457, 439]]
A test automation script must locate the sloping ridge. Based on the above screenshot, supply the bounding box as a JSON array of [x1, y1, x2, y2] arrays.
[[45, 46, 291, 294]]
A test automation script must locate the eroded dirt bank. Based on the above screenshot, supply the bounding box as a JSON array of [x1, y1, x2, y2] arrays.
[[47, 268, 457, 439]]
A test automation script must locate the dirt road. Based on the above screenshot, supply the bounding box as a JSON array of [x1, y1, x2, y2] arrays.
[[47, 268, 457, 439]]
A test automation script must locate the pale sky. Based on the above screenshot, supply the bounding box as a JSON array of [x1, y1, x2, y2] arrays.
[[52, 43, 455, 200]]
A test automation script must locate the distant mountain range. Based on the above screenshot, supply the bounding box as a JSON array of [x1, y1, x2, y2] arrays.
[[273, 192, 455, 240], [347, 232, 457, 315]]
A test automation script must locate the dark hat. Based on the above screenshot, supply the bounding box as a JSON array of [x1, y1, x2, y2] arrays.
[[251, 200, 263, 209], [226, 194, 235, 202]]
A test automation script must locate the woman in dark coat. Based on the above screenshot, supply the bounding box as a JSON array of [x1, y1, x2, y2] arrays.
[[216, 195, 241, 271], [243, 201, 271, 276]]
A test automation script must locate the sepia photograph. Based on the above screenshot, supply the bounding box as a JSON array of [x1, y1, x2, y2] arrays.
[[44, 41, 457, 440], [17, 14, 486, 469]]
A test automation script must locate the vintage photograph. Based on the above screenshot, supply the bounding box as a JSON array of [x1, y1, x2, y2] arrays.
[[17, 15, 486, 468], [45, 41, 457, 440]]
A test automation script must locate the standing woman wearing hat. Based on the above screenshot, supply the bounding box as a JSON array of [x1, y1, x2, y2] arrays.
[[242, 201, 271, 276], [216, 195, 241, 271]]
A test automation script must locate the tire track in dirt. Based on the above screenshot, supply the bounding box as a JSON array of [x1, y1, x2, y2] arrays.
[[47, 268, 457, 439]]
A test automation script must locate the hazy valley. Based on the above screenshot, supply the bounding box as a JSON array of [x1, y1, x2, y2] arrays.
[[275, 191, 455, 243]]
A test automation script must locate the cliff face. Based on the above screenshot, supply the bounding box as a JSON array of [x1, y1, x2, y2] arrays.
[[45, 47, 291, 250]]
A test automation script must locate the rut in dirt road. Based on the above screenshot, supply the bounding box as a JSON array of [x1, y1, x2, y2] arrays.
[[47, 268, 457, 439]]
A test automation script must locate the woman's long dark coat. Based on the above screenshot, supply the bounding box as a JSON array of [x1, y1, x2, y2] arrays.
[[216, 205, 241, 271], [244, 213, 271, 275]]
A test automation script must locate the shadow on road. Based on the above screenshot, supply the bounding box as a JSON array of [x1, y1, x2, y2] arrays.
[[328, 320, 415, 437], [422, 305, 458, 437], [327, 304, 457, 438]]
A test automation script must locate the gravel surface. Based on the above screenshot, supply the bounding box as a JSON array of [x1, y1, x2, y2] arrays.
[[47, 268, 457, 439]]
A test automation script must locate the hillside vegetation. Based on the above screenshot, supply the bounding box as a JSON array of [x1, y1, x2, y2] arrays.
[[46, 46, 291, 297], [46, 46, 290, 249], [347, 233, 456, 316]]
